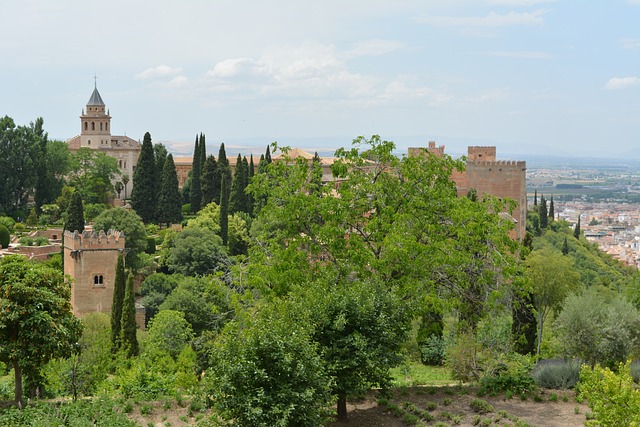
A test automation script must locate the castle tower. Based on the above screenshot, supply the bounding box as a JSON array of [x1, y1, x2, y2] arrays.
[[80, 83, 112, 148], [63, 229, 125, 317]]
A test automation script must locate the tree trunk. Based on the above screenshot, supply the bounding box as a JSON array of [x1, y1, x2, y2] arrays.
[[337, 395, 348, 422], [12, 359, 23, 408]]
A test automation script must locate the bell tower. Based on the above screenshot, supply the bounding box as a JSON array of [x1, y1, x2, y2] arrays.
[[80, 78, 112, 148]]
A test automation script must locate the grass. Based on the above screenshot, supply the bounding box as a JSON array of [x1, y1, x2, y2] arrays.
[[391, 362, 453, 387]]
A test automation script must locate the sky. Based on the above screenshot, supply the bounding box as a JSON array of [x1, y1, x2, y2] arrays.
[[1, 0, 639, 159]]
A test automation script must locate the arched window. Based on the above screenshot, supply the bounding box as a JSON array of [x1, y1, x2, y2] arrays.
[[93, 275, 104, 286], [88, 140, 91, 145], [84, 122, 88, 131], [100, 122, 103, 131], [106, 123, 108, 131], [91, 122, 95, 131]]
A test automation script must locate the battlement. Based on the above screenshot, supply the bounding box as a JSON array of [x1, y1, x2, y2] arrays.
[[63, 229, 125, 251], [468, 160, 527, 169], [467, 146, 496, 162]]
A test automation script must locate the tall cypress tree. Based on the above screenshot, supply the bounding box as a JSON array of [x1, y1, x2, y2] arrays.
[[157, 154, 183, 226], [257, 153, 267, 174], [562, 236, 569, 255], [265, 145, 272, 164], [110, 253, 125, 353], [131, 132, 157, 223], [539, 194, 548, 229], [533, 190, 537, 206], [191, 135, 202, 213], [201, 155, 219, 206], [218, 143, 232, 201], [66, 191, 85, 234], [121, 272, 139, 358], [574, 215, 581, 239], [229, 153, 246, 214], [548, 196, 555, 221], [199, 133, 206, 170], [247, 154, 255, 215], [153, 143, 168, 197], [220, 174, 229, 246]]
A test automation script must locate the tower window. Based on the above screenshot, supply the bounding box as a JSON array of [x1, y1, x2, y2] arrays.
[[106, 123, 108, 131], [93, 275, 104, 287], [84, 122, 88, 131], [92, 122, 95, 131], [88, 140, 91, 145], [100, 122, 103, 131]]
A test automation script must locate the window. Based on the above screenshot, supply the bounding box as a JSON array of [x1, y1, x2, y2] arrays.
[[88, 140, 91, 145], [84, 122, 88, 131], [100, 122, 103, 131], [91, 122, 95, 131], [93, 275, 104, 287]]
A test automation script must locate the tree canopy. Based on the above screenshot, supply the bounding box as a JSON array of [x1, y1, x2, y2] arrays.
[[130, 132, 157, 223]]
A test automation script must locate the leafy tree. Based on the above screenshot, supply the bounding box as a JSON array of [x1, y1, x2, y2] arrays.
[[574, 215, 581, 239], [190, 134, 202, 213], [511, 290, 537, 355], [120, 273, 138, 358], [130, 132, 157, 223], [25, 209, 38, 228], [183, 202, 250, 257], [207, 301, 332, 427], [157, 154, 183, 226], [220, 174, 229, 245], [555, 289, 640, 368], [68, 147, 120, 204], [110, 253, 126, 353], [139, 273, 180, 326], [562, 236, 569, 255], [65, 190, 85, 233], [0, 256, 82, 406], [201, 154, 220, 206], [146, 310, 194, 360], [579, 362, 640, 427], [165, 226, 229, 277], [526, 247, 581, 355], [93, 208, 147, 271], [0, 116, 47, 214]]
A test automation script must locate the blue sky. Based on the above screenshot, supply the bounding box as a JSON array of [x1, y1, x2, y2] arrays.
[[1, 1, 639, 158]]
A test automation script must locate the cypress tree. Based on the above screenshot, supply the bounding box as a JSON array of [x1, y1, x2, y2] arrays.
[[229, 153, 246, 214], [199, 133, 206, 170], [110, 253, 125, 353], [562, 236, 569, 255], [512, 292, 537, 355], [157, 154, 183, 226], [247, 154, 255, 215], [121, 272, 139, 358], [191, 135, 202, 213], [574, 215, 581, 239], [66, 191, 85, 233], [201, 155, 219, 206], [218, 143, 232, 201], [265, 144, 272, 163], [257, 153, 267, 174], [153, 143, 168, 198], [131, 132, 157, 223], [220, 174, 229, 246], [242, 156, 250, 212], [548, 196, 555, 221], [533, 190, 537, 206], [539, 194, 548, 229]]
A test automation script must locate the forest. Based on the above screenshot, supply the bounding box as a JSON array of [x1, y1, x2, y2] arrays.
[[2, 117, 640, 426]]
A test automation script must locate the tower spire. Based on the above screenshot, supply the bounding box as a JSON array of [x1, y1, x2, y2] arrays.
[[94, 73, 97, 89]]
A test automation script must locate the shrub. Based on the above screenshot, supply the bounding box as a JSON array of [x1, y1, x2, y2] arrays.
[[0, 216, 15, 231], [532, 359, 581, 389], [470, 398, 495, 414], [0, 224, 9, 248], [146, 236, 157, 254], [420, 334, 446, 366]]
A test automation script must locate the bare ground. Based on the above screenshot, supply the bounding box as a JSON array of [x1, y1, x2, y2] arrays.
[[327, 386, 589, 427]]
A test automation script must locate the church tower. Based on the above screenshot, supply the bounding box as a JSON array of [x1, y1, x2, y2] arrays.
[[80, 83, 112, 148]]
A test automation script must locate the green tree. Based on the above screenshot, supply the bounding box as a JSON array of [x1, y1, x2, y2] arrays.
[[120, 273, 138, 358], [201, 154, 220, 207], [93, 208, 147, 271], [130, 132, 157, 223], [526, 247, 581, 355], [220, 174, 229, 246], [539, 194, 548, 229], [25, 208, 38, 228], [548, 195, 555, 221], [190, 134, 202, 213], [562, 236, 569, 255], [153, 143, 169, 193], [121, 174, 129, 199], [0, 256, 82, 406], [157, 154, 183, 226], [229, 153, 247, 214], [110, 253, 126, 353], [247, 154, 255, 215], [0, 224, 9, 248], [533, 189, 537, 206], [165, 226, 229, 277], [68, 147, 120, 204], [217, 143, 232, 202], [65, 190, 85, 234], [0, 117, 47, 214], [146, 310, 194, 360], [574, 215, 581, 239], [139, 273, 180, 326], [33, 118, 49, 212], [512, 290, 537, 355], [265, 144, 272, 164], [207, 301, 331, 426]]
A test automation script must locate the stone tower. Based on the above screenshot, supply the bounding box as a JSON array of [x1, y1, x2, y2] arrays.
[[80, 84, 112, 149], [63, 229, 125, 317]]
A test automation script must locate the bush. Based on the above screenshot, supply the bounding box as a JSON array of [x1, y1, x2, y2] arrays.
[[0, 216, 15, 231], [0, 224, 9, 248], [146, 236, 157, 254], [532, 359, 582, 389], [420, 334, 446, 366], [469, 398, 495, 414]]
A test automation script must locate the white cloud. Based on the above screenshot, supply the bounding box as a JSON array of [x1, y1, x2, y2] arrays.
[[167, 76, 189, 88], [415, 9, 548, 27], [619, 38, 640, 49], [135, 65, 183, 80], [484, 50, 552, 59], [628, 0, 640, 4], [343, 39, 405, 59], [207, 58, 256, 78], [604, 77, 640, 90], [487, 0, 556, 5]]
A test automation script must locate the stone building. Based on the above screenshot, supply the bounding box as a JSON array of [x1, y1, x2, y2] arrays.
[[66, 85, 141, 199], [409, 142, 527, 240], [63, 229, 145, 329]]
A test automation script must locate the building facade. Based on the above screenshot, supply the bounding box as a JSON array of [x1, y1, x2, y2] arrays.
[[67, 85, 141, 199]]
